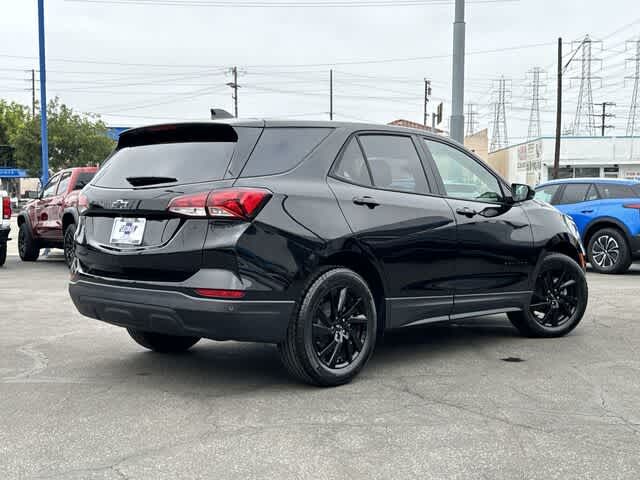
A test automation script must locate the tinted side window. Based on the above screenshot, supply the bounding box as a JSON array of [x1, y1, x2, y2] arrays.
[[535, 184, 560, 204], [56, 172, 72, 195], [333, 138, 372, 186], [557, 184, 590, 205], [42, 175, 60, 198], [358, 135, 429, 194], [585, 184, 599, 201], [424, 139, 503, 202], [596, 184, 638, 199], [241, 128, 332, 177], [74, 172, 95, 190]]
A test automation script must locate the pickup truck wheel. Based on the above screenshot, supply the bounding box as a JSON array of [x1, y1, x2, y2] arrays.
[[0, 242, 6, 266], [126, 328, 200, 353], [18, 223, 40, 262], [63, 223, 76, 267]]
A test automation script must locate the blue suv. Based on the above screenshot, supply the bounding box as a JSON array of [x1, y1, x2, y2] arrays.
[[535, 178, 640, 274]]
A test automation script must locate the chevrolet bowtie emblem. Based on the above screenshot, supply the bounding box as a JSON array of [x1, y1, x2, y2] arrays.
[[111, 200, 130, 209]]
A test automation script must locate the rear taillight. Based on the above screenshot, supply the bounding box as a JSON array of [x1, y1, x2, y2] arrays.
[[2, 196, 11, 220], [168, 188, 272, 220], [78, 193, 89, 214], [623, 203, 640, 210]]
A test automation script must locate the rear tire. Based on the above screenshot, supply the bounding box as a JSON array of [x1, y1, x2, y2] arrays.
[[127, 328, 200, 353], [278, 267, 377, 387], [508, 253, 588, 338], [586, 227, 631, 274], [18, 223, 39, 262], [63, 223, 76, 268], [0, 242, 6, 266]]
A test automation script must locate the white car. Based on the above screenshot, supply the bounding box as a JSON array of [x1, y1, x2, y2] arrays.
[[0, 189, 11, 266]]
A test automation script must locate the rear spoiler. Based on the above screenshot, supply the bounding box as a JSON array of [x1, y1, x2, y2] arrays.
[[117, 123, 239, 150]]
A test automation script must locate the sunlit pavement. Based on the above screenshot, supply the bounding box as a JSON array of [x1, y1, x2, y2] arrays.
[[1, 254, 639, 479]]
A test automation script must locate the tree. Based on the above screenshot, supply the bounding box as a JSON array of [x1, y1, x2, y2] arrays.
[[7, 97, 116, 177], [0, 100, 30, 146]]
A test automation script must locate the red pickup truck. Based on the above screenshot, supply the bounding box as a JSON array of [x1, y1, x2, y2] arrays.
[[17, 167, 97, 266]]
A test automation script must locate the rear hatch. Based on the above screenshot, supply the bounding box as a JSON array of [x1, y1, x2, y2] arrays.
[[77, 122, 263, 281]]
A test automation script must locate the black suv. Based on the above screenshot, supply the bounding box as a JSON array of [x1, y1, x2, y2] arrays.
[[69, 120, 589, 386]]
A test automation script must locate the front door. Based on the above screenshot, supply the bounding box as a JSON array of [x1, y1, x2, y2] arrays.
[[34, 173, 61, 239], [422, 138, 535, 318], [328, 134, 457, 329]]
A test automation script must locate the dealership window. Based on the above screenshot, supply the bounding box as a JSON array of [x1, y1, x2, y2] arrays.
[[603, 167, 619, 178]]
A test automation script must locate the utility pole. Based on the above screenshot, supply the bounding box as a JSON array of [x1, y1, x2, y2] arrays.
[[593, 102, 616, 136], [31, 69, 36, 119], [423, 79, 432, 127], [553, 38, 562, 180], [226, 66, 239, 118], [450, 0, 465, 143], [330, 69, 333, 121], [37, 0, 49, 186]]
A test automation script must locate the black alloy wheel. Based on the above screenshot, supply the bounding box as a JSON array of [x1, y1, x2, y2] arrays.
[[278, 267, 377, 387], [508, 253, 588, 338], [312, 285, 369, 370], [63, 224, 76, 268]]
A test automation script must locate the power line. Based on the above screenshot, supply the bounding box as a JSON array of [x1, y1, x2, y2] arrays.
[[65, 0, 520, 7], [571, 35, 602, 136]]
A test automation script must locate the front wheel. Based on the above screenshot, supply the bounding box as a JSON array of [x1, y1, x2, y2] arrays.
[[587, 228, 631, 274], [509, 253, 588, 338], [63, 223, 76, 268], [18, 223, 40, 262], [127, 328, 200, 353], [278, 267, 377, 387]]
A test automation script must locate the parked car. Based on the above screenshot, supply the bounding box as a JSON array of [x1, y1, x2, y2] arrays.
[[535, 178, 640, 274], [17, 167, 97, 266], [69, 120, 588, 386], [0, 189, 11, 267]]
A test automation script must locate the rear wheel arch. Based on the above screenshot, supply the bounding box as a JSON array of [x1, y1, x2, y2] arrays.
[[583, 218, 630, 248], [319, 250, 386, 334]]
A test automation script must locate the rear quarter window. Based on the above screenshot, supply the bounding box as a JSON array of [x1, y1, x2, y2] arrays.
[[597, 183, 638, 199], [240, 127, 332, 178]]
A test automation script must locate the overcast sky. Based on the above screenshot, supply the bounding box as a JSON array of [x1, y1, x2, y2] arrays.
[[2, 0, 639, 142]]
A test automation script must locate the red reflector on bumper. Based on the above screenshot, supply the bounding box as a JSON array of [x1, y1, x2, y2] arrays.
[[194, 288, 245, 299]]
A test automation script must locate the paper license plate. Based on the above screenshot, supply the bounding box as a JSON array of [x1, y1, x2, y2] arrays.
[[109, 217, 146, 245]]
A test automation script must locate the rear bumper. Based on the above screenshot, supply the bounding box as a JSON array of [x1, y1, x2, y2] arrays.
[[69, 278, 294, 343]]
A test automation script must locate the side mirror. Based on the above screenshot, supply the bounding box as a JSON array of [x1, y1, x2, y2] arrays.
[[511, 183, 535, 203]]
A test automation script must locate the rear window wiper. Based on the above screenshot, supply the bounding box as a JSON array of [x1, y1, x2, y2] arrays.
[[126, 176, 178, 187]]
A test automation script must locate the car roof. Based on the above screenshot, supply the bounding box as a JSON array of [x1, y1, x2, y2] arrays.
[[537, 177, 640, 188], [121, 119, 451, 143]]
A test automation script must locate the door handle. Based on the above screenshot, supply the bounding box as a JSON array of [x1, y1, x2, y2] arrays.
[[455, 207, 478, 218], [353, 196, 380, 209], [581, 209, 594, 214]]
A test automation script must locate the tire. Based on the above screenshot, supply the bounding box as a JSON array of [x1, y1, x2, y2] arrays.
[[63, 223, 76, 268], [0, 242, 6, 267], [278, 267, 377, 387], [127, 328, 200, 353], [18, 223, 40, 262], [508, 253, 588, 338], [586, 227, 632, 274]]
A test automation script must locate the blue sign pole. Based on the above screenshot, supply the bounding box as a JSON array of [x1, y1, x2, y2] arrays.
[[37, 0, 49, 186]]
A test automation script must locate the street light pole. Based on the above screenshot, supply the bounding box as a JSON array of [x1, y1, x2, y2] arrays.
[[37, 0, 49, 186], [450, 0, 465, 143]]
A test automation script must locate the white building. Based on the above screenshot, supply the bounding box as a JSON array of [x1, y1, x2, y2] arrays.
[[488, 136, 640, 186]]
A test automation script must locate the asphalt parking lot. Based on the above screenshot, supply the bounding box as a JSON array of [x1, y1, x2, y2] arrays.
[[1, 224, 639, 479]]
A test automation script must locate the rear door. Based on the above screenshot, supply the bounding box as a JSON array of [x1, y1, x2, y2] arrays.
[[45, 171, 72, 241], [554, 183, 599, 236], [421, 138, 535, 317], [329, 133, 457, 328], [77, 123, 262, 280]]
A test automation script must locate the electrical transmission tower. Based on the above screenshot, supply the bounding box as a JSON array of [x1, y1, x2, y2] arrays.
[[465, 103, 478, 136], [627, 39, 640, 136], [571, 35, 602, 136], [490, 77, 511, 151], [526, 67, 546, 140]]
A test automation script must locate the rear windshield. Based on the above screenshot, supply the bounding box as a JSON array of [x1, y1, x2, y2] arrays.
[[93, 142, 236, 188]]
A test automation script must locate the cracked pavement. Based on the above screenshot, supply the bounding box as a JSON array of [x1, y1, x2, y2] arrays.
[[1, 255, 639, 479]]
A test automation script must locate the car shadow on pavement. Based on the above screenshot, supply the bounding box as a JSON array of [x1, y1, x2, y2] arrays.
[[87, 316, 522, 391]]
